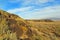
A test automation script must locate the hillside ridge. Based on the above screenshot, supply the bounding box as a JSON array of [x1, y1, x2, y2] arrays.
[[0, 10, 33, 40]]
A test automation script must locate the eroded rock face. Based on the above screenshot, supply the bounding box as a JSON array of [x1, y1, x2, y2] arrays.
[[0, 10, 33, 40]]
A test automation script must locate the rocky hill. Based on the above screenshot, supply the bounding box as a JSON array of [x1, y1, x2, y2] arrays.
[[0, 10, 33, 40]]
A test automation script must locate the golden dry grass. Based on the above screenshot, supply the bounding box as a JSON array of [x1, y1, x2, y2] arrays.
[[27, 21, 60, 40]]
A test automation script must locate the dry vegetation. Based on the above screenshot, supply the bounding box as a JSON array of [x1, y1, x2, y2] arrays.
[[27, 20, 60, 40], [0, 10, 60, 40], [0, 10, 33, 40]]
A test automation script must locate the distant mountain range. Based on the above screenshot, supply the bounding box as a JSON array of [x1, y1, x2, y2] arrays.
[[25, 18, 60, 21], [49, 18, 60, 20]]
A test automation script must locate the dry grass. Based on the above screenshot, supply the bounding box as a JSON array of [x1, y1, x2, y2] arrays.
[[27, 21, 60, 40]]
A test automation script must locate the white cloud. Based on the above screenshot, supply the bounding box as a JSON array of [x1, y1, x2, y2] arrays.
[[33, 5, 60, 14], [38, 0, 54, 3], [7, 6, 34, 13], [21, 0, 55, 6], [7, 5, 60, 19], [25, 5, 60, 19], [9, 0, 55, 5]]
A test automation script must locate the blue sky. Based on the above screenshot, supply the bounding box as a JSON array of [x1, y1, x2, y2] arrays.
[[0, 0, 60, 19]]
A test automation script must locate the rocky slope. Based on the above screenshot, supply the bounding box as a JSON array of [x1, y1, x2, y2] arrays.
[[0, 10, 33, 40]]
